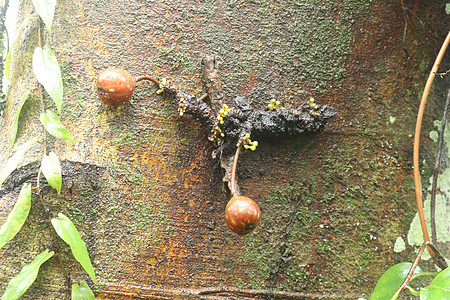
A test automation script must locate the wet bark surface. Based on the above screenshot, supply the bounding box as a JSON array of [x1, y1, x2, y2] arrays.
[[0, 0, 449, 299]]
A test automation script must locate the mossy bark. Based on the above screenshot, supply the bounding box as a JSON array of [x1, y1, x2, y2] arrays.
[[0, 0, 449, 299]]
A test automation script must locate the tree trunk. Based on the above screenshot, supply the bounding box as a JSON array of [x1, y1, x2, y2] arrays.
[[1, 0, 449, 299]]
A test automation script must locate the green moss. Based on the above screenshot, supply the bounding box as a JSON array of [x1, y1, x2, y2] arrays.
[[106, 162, 144, 186], [67, 205, 85, 225], [159, 46, 197, 76], [164, 225, 176, 236], [238, 182, 321, 290], [128, 202, 169, 231], [194, 0, 371, 97], [157, 100, 175, 119], [278, 257, 311, 290]]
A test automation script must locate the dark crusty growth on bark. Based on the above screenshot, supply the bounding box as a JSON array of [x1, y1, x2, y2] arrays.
[[164, 84, 337, 156]]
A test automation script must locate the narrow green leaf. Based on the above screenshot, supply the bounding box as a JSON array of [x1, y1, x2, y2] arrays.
[[31, 0, 56, 32], [0, 138, 38, 189], [32, 45, 63, 113], [51, 213, 97, 283], [11, 89, 32, 146], [5, 17, 31, 80], [40, 110, 75, 142], [421, 267, 450, 299], [41, 151, 62, 194], [1, 249, 54, 300], [0, 183, 32, 249], [71, 282, 95, 300], [370, 263, 423, 300], [5, 46, 11, 79]]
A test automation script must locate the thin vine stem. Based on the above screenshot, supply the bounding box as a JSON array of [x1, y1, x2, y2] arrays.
[[413, 31, 450, 260], [391, 241, 430, 300], [35, 19, 71, 293]]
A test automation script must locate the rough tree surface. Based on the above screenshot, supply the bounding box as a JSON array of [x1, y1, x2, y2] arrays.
[[0, 0, 449, 299]]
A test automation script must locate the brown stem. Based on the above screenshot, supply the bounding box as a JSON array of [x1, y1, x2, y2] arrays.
[[135, 75, 160, 86], [230, 145, 241, 196], [198, 93, 208, 101], [413, 31, 450, 250], [394, 241, 430, 298]]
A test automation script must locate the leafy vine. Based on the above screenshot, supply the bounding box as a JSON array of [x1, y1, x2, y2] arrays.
[[1, 1, 96, 299]]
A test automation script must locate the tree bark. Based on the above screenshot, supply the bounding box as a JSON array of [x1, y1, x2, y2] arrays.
[[0, 0, 449, 299]]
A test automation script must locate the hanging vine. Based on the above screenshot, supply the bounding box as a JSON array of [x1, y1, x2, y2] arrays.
[[0, 1, 96, 299]]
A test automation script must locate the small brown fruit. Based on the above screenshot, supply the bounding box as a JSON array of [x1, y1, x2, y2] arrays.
[[96, 68, 136, 105], [225, 196, 261, 236]]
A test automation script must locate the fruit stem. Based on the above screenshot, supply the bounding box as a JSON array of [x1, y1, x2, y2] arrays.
[[230, 145, 241, 196], [199, 93, 208, 101], [135, 75, 160, 85]]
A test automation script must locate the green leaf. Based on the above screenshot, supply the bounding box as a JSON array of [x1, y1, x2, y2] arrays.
[[40, 110, 75, 142], [51, 213, 97, 283], [32, 45, 63, 113], [11, 89, 32, 146], [421, 267, 450, 299], [71, 282, 95, 300], [31, 0, 56, 32], [0, 183, 32, 249], [370, 262, 423, 300], [5, 46, 11, 80], [41, 151, 62, 194], [5, 17, 31, 80], [0, 138, 38, 189], [1, 249, 54, 300]]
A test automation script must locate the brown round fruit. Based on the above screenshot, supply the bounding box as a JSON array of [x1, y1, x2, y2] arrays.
[[96, 68, 136, 105], [225, 195, 261, 236]]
